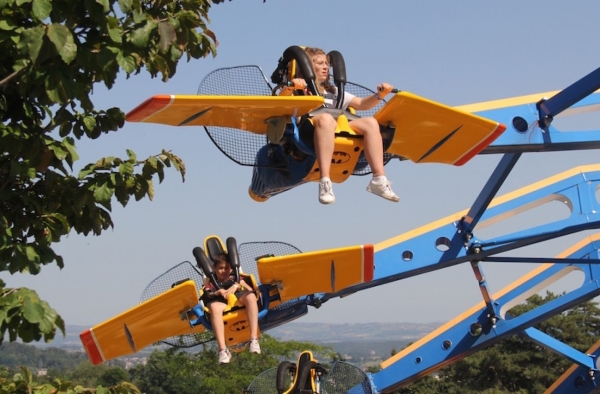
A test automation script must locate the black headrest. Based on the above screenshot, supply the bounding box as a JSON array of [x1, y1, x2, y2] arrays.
[[192, 246, 220, 289], [276, 361, 296, 394], [205, 236, 225, 261], [271, 45, 319, 96], [293, 352, 318, 393], [194, 236, 241, 286]]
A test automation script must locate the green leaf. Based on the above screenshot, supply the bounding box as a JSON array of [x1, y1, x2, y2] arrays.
[[152, 54, 169, 81], [132, 9, 146, 24], [0, 18, 17, 31], [95, 0, 109, 12], [62, 136, 79, 166], [22, 298, 45, 323], [32, 0, 52, 21], [130, 20, 157, 47], [119, 161, 134, 176], [108, 26, 123, 43], [48, 143, 68, 160], [116, 52, 136, 73], [45, 67, 75, 103], [19, 26, 45, 64], [46, 24, 77, 64], [126, 149, 137, 161], [117, 0, 133, 13], [24, 245, 39, 263], [93, 182, 114, 205], [83, 115, 96, 131]]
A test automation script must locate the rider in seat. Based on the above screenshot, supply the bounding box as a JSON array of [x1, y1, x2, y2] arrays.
[[279, 47, 399, 204], [194, 237, 261, 364]]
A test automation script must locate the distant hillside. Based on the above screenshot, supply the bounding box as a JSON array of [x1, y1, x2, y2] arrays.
[[9, 322, 442, 368], [269, 322, 441, 342], [30, 322, 442, 350], [31, 325, 91, 349]]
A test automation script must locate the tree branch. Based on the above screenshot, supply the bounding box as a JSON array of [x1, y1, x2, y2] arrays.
[[0, 68, 24, 89]]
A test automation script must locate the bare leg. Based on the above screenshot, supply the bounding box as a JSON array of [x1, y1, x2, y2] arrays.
[[349, 117, 385, 176], [240, 293, 259, 339], [209, 302, 228, 350], [312, 114, 337, 178]]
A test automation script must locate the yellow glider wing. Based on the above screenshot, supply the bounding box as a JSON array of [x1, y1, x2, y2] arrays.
[[375, 92, 506, 165], [80, 280, 203, 365], [126, 95, 325, 134], [257, 245, 374, 303]]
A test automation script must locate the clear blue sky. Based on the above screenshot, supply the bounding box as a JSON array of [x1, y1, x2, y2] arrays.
[[3, 0, 600, 331]]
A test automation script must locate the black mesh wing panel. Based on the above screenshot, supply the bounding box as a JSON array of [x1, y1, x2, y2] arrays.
[[321, 361, 375, 394], [245, 367, 279, 394], [198, 65, 273, 166]]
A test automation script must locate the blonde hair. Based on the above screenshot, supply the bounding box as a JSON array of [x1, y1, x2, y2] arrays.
[[303, 47, 335, 95]]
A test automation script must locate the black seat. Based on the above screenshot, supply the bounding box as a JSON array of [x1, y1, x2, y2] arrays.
[[204, 236, 241, 284], [283, 351, 326, 394], [192, 235, 262, 311]]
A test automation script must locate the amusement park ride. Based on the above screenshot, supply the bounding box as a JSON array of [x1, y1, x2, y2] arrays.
[[80, 46, 600, 393]]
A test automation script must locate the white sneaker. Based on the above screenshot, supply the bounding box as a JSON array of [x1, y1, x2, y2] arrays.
[[249, 338, 261, 354], [218, 348, 231, 364], [366, 179, 399, 202], [319, 179, 335, 204]]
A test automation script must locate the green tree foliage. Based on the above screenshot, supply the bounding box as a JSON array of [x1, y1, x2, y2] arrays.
[[97, 367, 131, 388], [395, 292, 600, 393], [0, 342, 89, 372], [0, 365, 140, 393], [129, 334, 334, 394], [68, 361, 110, 388], [0, 0, 218, 345]]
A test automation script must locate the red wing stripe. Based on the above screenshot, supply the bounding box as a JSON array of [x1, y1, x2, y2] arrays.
[[80, 329, 104, 365], [126, 95, 174, 122], [363, 244, 374, 282], [454, 123, 507, 166]]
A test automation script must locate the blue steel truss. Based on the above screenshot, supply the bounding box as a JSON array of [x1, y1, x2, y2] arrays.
[[307, 67, 600, 393]]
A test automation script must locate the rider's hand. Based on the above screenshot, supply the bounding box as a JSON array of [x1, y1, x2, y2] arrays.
[[291, 78, 307, 90], [377, 83, 394, 97]]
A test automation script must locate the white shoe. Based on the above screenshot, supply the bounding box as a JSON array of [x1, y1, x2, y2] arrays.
[[218, 348, 231, 364], [319, 179, 335, 204], [249, 338, 261, 354], [366, 179, 399, 202]]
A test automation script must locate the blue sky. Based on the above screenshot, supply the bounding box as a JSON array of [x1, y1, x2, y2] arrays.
[[4, 0, 600, 330]]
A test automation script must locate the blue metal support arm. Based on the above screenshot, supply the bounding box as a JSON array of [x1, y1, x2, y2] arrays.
[[484, 256, 600, 264], [537, 67, 600, 129], [315, 165, 600, 305], [522, 327, 597, 370], [471, 91, 600, 154], [370, 236, 600, 392], [548, 339, 600, 393], [460, 152, 521, 233]]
